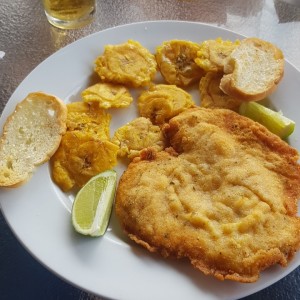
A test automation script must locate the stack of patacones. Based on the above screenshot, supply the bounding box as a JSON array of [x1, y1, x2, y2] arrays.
[[52, 37, 286, 193], [0, 38, 285, 190]]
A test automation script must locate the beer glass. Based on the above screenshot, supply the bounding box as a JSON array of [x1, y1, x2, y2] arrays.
[[42, 0, 96, 29]]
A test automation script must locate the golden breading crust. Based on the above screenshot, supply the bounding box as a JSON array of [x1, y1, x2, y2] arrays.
[[115, 107, 300, 283]]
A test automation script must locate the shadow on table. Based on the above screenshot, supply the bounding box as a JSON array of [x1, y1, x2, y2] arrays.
[[274, 0, 300, 22]]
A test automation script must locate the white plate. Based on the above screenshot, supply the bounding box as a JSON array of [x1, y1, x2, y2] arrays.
[[0, 21, 300, 300]]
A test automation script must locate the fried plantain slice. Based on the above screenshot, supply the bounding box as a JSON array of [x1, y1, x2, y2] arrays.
[[112, 117, 165, 159], [81, 82, 133, 109], [94, 40, 157, 88], [51, 131, 118, 191], [51, 101, 118, 191], [156, 40, 204, 87], [195, 38, 240, 72], [199, 72, 242, 111], [66, 101, 111, 140], [138, 84, 194, 125]]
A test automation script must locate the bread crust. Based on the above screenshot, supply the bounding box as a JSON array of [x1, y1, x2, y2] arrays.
[[0, 92, 67, 187], [220, 38, 284, 102]]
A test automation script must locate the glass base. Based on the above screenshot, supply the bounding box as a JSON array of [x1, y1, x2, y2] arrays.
[[44, 9, 95, 30]]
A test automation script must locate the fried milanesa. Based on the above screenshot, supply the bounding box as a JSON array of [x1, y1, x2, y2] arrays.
[[115, 108, 300, 282]]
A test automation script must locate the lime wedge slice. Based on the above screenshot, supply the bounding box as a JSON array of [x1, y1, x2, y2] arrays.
[[72, 170, 117, 237], [239, 102, 295, 139]]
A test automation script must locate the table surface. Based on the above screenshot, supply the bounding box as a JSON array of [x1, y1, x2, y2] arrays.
[[1, 0, 300, 299]]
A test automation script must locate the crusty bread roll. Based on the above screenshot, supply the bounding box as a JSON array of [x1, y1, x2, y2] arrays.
[[0, 92, 67, 187], [220, 38, 284, 102]]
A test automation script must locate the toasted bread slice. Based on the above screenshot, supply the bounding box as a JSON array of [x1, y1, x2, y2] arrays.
[[0, 92, 67, 187], [220, 38, 284, 102]]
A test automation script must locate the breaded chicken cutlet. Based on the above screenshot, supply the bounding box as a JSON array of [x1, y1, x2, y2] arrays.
[[115, 107, 300, 283]]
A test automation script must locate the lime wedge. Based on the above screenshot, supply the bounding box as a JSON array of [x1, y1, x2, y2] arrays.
[[239, 102, 295, 139], [72, 170, 117, 237]]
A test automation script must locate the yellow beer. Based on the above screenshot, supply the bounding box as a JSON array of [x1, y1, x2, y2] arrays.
[[42, 0, 95, 29]]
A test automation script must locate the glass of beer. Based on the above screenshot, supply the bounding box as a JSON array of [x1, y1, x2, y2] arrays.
[[42, 0, 96, 29]]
